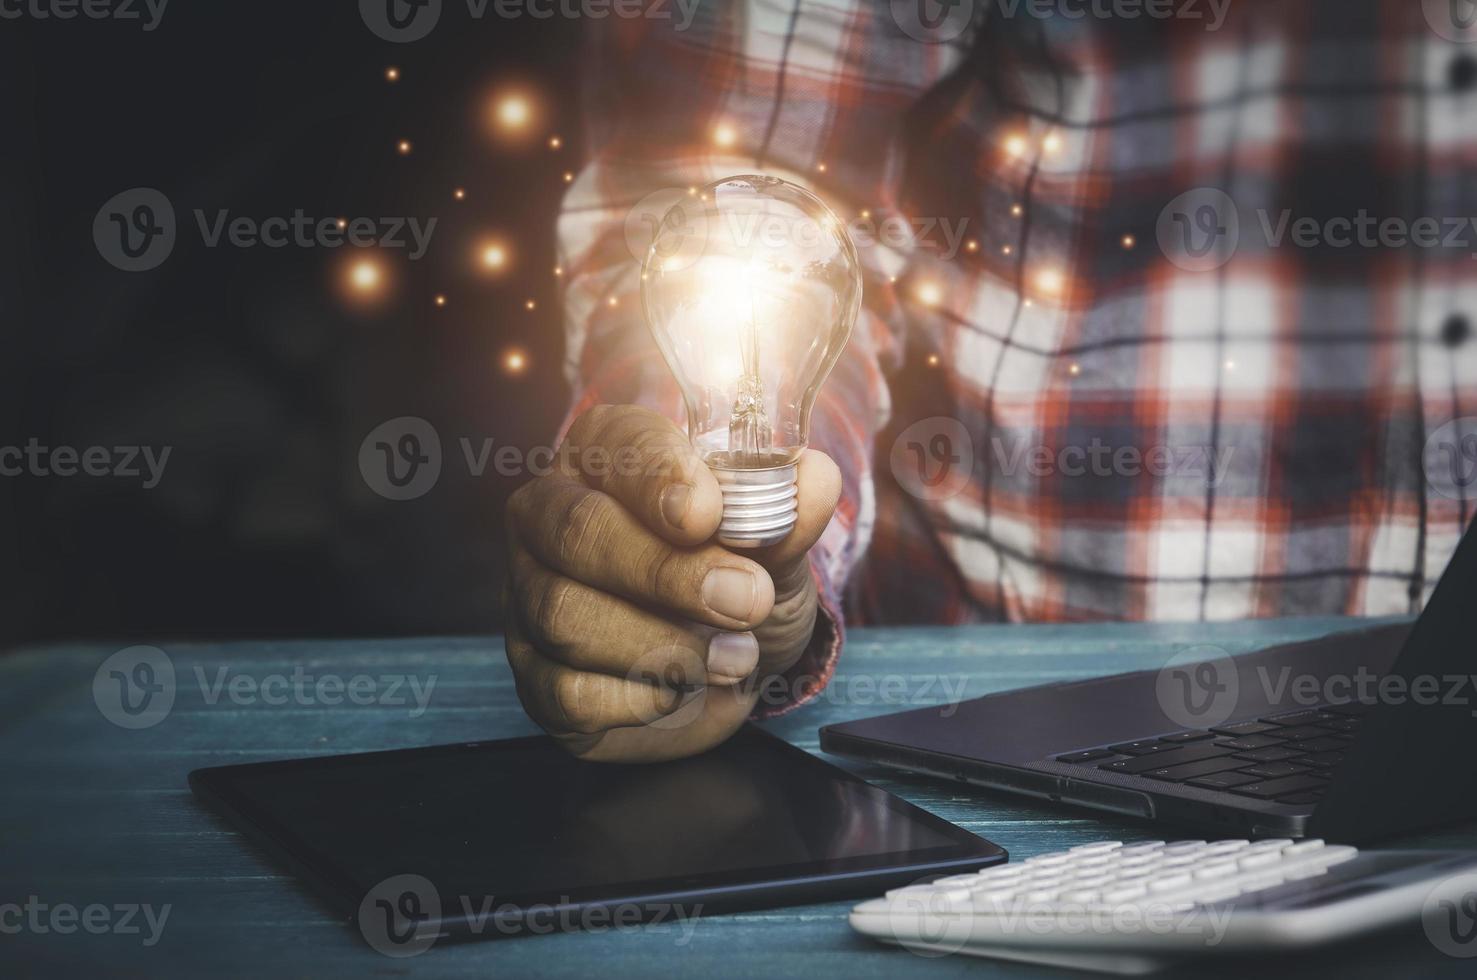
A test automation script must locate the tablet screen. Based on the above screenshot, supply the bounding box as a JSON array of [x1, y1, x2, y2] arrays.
[[190, 725, 1001, 931]]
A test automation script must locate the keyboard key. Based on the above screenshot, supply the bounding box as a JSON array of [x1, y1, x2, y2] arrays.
[[1233, 747, 1303, 763], [1101, 882, 1148, 902], [1187, 771, 1260, 789], [1241, 838, 1294, 853], [1294, 736, 1348, 754], [1192, 861, 1238, 880], [1239, 761, 1311, 779], [1141, 756, 1251, 782], [1300, 751, 1345, 769], [1228, 775, 1329, 799], [1158, 731, 1215, 743], [1282, 839, 1325, 856], [1057, 748, 1116, 764], [1069, 841, 1123, 855], [1274, 725, 1337, 741], [1147, 872, 1194, 892], [1320, 717, 1362, 733], [1097, 740, 1239, 775], [1161, 841, 1207, 853], [1261, 709, 1331, 726], [1201, 840, 1251, 856], [1214, 734, 1284, 751], [1108, 740, 1175, 756], [1239, 850, 1286, 870], [1209, 720, 1280, 737]]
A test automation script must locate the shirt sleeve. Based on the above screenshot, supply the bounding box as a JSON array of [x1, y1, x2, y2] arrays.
[[554, 3, 966, 712]]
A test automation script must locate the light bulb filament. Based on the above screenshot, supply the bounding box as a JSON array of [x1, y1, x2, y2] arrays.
[[727, 272, 771, 465]]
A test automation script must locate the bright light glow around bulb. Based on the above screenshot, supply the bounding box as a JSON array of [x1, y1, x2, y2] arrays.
[[476, 237, 513, 278], [335, 254, 393, 311], [1035, 266, 1065, 295], [497, 95, 531, 129], [486, 86, 542, 147], [351, 261, 380, 290], [641, 175, 861, 549]]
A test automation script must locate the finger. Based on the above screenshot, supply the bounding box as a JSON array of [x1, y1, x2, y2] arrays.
[[748, 449, 843, 583], [508, 476, 775, 630], [509, 545, 760, 685], [505, 621, 698, 736], [570, 684, 761, 763], [562, 405, 723, 546]]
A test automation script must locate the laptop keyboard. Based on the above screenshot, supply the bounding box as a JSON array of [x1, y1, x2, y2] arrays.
[[1053, 703, 1372, 805]]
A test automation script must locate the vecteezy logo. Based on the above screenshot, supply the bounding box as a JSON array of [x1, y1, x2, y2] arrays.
[[92, 646, 176, 729], [1156, 188, 1239, 273], [885, 875, 971, 958], [1155, 645, 1239, 729], [93, 188, 176, 272], [889, 417, 974, 501], [625, 188, 709, 273], [1423, 417, 1477, 500], [359, 874, 442, 957], [1425, 0, 1477, 42], [1423, 872, 1477, 957], [359, 417, 442, 501], [360, 0, 442, 42], [624, 646, 707, 732], [891, 0, 974, 43]]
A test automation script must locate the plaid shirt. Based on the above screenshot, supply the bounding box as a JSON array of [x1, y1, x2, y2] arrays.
[[556, 0, 1477, 713]]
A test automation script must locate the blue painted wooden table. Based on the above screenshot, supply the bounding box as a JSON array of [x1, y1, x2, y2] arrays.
[[4, 617, 1474, 977]]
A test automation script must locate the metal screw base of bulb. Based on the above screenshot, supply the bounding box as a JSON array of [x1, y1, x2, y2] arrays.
[[710, 463, 798, 549]]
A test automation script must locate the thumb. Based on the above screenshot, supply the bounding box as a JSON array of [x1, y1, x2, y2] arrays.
[[744, 449, 841, 594]]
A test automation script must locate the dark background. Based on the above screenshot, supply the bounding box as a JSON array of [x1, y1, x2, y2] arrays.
[[3, 4, 584, 644]]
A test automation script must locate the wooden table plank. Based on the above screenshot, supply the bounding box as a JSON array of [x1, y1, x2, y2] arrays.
[[3, 617, 1473, 978]]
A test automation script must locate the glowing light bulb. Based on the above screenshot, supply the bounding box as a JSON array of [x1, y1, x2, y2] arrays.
[[641, 175, 860, 548]]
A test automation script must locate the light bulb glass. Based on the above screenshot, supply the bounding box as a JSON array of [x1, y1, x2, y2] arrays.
[[641, 175, 861, 547]]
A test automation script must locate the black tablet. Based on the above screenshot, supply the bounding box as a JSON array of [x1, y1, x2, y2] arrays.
[[189, 724, 1004, 954]]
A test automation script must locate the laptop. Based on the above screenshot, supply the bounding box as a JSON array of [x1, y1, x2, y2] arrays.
[[820, 521, 1477, 842]]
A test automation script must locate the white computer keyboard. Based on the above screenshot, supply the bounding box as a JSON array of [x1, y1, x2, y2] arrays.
[[851, 839, 1473, 974]]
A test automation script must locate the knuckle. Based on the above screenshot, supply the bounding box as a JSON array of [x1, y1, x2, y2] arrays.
[[566, 405, 610, 445], [554, 488, 609, 565], [638, 540, 685, 599], [531, 575, 580, 650], [550, 671, 599, 734]]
